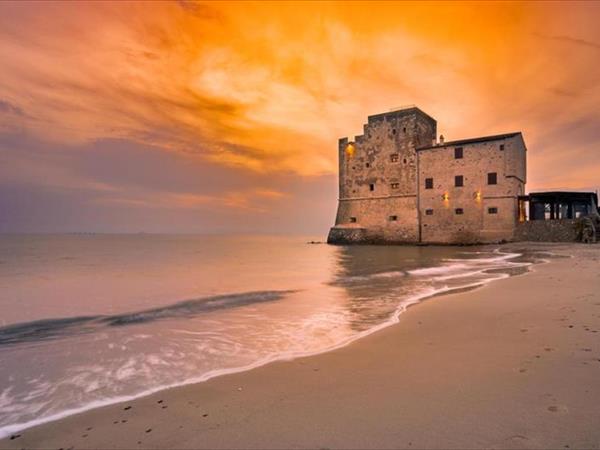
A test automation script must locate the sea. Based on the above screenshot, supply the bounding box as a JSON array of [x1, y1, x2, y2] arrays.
[[0, 234, 546, 438]]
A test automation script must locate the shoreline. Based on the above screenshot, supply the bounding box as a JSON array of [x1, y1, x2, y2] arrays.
[[3, 242, 600, 449], [0, 245, 534, 440]]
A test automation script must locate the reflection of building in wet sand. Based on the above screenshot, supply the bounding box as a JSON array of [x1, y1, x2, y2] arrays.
[[328, 106, 599, 245], [331, 245, 541, 333]]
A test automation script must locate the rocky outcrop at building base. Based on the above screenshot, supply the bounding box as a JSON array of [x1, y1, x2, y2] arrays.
[[327, 226, 509, 245], [514, 219, 579, 242], [327, 227, 368, 244], [326, 226, 420, 245], [330, 217, 600, 245], [514, 217, 599, 243]]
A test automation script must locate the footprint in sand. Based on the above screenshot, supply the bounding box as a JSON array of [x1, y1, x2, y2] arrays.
[[548, 405, 568, 413], [506, 435, 529, 443]]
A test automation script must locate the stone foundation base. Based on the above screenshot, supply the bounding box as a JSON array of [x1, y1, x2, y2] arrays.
[[326, 227, 368, 244], [326, 227, 420, 245]]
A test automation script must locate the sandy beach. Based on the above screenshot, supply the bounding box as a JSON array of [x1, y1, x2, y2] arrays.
[[2, 242, 599, 449]]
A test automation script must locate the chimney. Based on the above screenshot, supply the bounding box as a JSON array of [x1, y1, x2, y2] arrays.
[[439, 134, 445, 145]]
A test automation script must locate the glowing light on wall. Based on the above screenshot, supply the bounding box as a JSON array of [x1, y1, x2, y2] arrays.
[[345, 143, 355, 158], [442, 192, 449, 202], [474, 190, 482, 202]]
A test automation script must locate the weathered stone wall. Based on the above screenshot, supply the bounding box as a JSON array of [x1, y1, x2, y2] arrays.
[[330, 107, 436, 244], [333, 196, 419, 242], [417, 134, 526, 244], [515, 219, 579, 242], [504, 134, 527, 183], [338, 108, 436, 199]]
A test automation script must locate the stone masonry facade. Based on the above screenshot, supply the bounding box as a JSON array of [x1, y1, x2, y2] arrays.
[[327, 106, 527, 245]]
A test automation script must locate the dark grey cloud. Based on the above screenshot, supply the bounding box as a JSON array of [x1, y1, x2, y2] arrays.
[[0, 99, 25, 117], [546, 87, 577, 98], [534, 32, 600, 50]]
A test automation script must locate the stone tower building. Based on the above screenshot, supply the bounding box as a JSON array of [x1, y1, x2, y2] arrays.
[[327, 106, 527, 244]]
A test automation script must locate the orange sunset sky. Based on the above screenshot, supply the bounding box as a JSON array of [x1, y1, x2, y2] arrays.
[[0, 1, 599, 233]]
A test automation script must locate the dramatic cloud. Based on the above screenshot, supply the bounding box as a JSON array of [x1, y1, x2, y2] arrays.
[[0, 1, 599, 233]]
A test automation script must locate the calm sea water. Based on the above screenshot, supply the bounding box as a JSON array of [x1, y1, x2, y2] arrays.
[[0, 234, 542, 438]]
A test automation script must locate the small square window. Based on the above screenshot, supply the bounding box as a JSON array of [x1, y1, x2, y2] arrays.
[[403, 127, 406, 133], [392, 129, 396, 135], [349, 217, 357, 223], [425, 178, 433, 189], [488, 207, 498, 214], [454, 147, 463, 159], [390, 154, 399, 163], [366, 163, 370, 168], [389, 215, 398, 221], [455, 208, 464, 215], [369, 184, 375, 191], [455, 175, 464, 187], [487, 172, 497, 185], [403, 158, 407, 164], [425, 209, 434, 216], [499, 144, 505, 151], [391, 183, 399, 189]]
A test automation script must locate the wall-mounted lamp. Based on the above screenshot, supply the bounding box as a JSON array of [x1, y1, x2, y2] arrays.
[[442, 192, 449, 201], [345, 143, 355, 158], [473, 191, 482, 201]]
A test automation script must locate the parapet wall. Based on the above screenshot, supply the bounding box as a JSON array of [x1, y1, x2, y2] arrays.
[[514, 219, 579, 242]]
